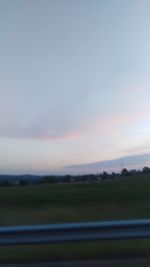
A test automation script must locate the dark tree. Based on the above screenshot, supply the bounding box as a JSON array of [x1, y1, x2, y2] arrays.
[[101, 171, 108, 179], [19, 180, 29, 186], [63, 175, 71, 182], [142, 166, 150, 174], [0, 179, 11, 187], [121, 168, 129, 176]]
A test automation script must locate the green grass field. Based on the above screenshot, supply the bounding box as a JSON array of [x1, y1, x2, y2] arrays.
[[0, 174, 150, 261]]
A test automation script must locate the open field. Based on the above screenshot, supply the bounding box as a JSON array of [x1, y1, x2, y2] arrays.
[[0, 174, 150, 261], [1, 174, 150, 226]]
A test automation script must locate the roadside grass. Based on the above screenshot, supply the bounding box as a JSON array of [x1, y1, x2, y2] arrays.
[[0, 174, 150, 260], [0, 175, 150, 226], [1, 240, 150, 262]]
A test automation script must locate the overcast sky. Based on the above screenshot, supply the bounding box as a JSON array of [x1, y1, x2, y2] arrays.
[[1, 0, 150, 174]]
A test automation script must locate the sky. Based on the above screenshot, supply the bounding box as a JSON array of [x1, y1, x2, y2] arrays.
[[1, 0, 150, 174]]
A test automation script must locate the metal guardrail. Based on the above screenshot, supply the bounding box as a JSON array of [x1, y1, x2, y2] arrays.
[[0, 219, 150, 246]]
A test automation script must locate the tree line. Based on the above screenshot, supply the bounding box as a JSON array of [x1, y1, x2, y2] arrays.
[[0, 166, 150, 187]]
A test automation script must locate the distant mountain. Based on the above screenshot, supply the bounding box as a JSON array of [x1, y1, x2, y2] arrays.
[[64, 153, 150, 174], [0, 175, 42, 183]]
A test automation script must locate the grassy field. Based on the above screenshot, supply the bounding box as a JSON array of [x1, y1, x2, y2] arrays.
[[1, 174, 150, 226], [0, 174, 150, 261]]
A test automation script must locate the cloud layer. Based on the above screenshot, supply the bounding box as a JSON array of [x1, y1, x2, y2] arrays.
[[1, 0, 150, 173]]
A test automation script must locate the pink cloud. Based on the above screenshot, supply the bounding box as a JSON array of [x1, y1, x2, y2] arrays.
[[84, 108, 150, 140]]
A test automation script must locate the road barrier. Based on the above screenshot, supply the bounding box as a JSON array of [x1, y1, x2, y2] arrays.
[[0, 219, 150, 246]]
